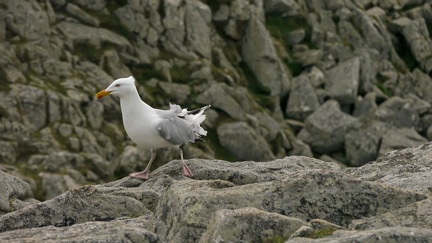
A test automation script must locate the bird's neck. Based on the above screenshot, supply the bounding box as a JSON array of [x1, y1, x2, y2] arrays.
[[120, 89, 154, 116]]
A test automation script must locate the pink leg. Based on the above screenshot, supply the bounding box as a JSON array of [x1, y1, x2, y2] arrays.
[[178, 148, 193, 177], [129, 149, 156, 179]]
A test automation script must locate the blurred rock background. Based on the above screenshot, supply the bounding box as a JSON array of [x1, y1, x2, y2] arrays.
[[0, 0, 432, 200]]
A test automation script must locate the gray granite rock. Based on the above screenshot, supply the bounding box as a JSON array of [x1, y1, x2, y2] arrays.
[[348, 142, 432, 194], [379, 128, 428, 156], [0, 186, 149, 232], [374, 96, 420, 129], [345, 121, 391, 166], [241, 17, 290, 96], [0, 217, 159, 243], [0, 170, 35, 215], [195, 83, 247, 120], [202, 207, 306, 243], [217, 122, 275, 161], [351, 197, 432, 230], [154, 170, 425, 242], [402, 18, 432, 74], [286, 75, 320, 121], [324, 57, 360, 104], [288, 227, 432, 243], [298, 100, 358, 153]]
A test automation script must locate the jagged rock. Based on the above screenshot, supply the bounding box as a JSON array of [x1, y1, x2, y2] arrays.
[[185, 1, 212, 59], [58, 22, 131, 48], [294, 49, 324, 67], [254, 111, 280, 142], [0, 43, 26, 83], [288, 29, 306, 45], [405, 94, 431, 115], [153, 170, 425, 242], [0, 170, 35, 214], [213, 4, 230, 22], [65, 3, 100, 27], [4, 0, 50, 40], [152, 157, 340, 185], [242, 17, 290, 96], [374, 96, 420, 129], [348, 142, 432, 194], [284, 132, 314, 157], [289, 227, 432, 242], [286, 75, 320, 121], [298, 100, 358, 153], [353, 92, 378, 120], [39, 172, 80, 200], [201, 207, 307, 242], [158, 82, 191, 104], [345, 121, 391, 166], [0, 141, 16, 163], [195, 83, 247, 120], [117, 145, 151, 174], [402, 18, 432, 74], [101, 49, 132, 79], [0, 218, 159, 243], [71, 0, 106, 11], [40, 151, 85, 173], [394, 69, 432, 104], [217, 122, 275, 161], [9, 84, 47, 131], [264, 0, 301, 15], [0, 186, 149, 232], [85, 101, 104, 129], [115, 4, 150, 39], [351, 197, 432, 230], [290, 218, 343, 239], [378, 128, 428, 156], [324, 57, 360, 104], [388, 17, 412, 33]]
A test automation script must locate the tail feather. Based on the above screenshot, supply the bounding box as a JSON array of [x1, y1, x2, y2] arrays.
[[183, 105, 210, 138]]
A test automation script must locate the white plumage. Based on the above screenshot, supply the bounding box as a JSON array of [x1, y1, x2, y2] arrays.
[[96, 76, 210, 179]]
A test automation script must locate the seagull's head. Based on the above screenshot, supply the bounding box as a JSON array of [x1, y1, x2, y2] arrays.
[[96, 76, 136, 99]]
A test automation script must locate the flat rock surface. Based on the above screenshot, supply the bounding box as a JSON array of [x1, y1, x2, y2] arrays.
[[0, 147, 431, 242]]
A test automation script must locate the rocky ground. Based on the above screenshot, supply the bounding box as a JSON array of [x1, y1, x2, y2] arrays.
[[0, 142, 431, 242], [1, 0, 432, 241], [1, 0, 432, 201]]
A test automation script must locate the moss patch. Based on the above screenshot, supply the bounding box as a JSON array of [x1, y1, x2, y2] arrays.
[[375, 73, 393, 96], [265, 15, 313, 48], [305, 228, 337, 239]]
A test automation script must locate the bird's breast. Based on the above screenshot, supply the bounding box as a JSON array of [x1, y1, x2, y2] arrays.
[[122, 112, 172, 149]]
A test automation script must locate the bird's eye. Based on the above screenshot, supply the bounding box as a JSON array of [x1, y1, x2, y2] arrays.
[[115, 84, 120, 87]]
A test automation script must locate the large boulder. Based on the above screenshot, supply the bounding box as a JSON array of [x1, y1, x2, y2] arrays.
[[0, 186, 150, 232], [402, 18, 432, 74], [217, 122, 275, 161], [153, 170, 425, 242], [0, 171, 36, 215], [241, 17, 290, 96], [348, 142, 432, 194], [324, 57, 360, 104], [298, 100, 358, 153], [202, 207, 306, 242], [286, 75, 320, 121], [345, 121, 392, 166]]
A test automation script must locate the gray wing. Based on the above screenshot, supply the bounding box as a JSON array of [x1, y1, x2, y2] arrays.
[[156, 115, 195, 145]]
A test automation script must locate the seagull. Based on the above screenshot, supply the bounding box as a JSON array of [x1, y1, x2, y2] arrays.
[[95, 76, 210, 179]]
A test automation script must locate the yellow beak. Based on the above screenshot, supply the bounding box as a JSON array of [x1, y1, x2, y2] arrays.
[[95, 89, 112, 100]]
